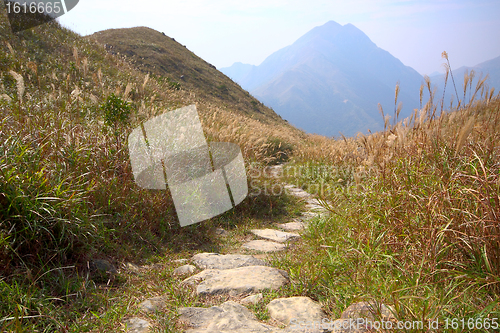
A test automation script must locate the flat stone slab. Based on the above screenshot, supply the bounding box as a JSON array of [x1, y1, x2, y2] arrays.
[[123, 317, 150, 332], [251, 229, 301, 243], [178, 301, 280, 332], [242, 240, 288, 252], [300, 211, 323, 220], [192, 253, 268, 270], [182, 266, 289, 296], [267, 297, 326, 327], [277, 221, 305, 231]]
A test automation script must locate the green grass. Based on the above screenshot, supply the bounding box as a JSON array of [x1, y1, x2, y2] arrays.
[[271, 73, 500, 331], [2, 7, 500, 332], [0, 12, 303, 332]]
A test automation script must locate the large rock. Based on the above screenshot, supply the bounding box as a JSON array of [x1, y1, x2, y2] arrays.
[[242, 240, 288, 252], [178, 301, 280, 332], [251, 229, 301, 243], [192, 253, 268, 270], [182, 266, 289, 296]]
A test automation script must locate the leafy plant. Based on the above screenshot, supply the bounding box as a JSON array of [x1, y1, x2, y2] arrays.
[[100, 93, 132, 150]]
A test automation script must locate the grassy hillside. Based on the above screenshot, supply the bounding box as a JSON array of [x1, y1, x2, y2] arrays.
[[278, 72, 500, 328], [0, 11, 310, 331], [1, 8, 500, 332]]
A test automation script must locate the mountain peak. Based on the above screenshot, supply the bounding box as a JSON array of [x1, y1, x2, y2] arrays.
[[221, 20, 423, 136], [322, 20, 343, 29]]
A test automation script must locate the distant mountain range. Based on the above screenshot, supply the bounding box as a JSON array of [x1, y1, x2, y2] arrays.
[[430, 55, 500, 108], [221, 21, 500, 137]]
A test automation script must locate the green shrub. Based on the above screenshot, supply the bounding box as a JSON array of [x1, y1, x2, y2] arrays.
[[101, 93, 131, 129]]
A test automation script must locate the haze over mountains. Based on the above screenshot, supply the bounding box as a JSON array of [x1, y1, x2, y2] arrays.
[[221, 21, 499, 137], [430, 55, 500, 108]]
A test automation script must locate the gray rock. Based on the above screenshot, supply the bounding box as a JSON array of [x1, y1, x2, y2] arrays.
[[267, 297, 326, 327], [192, 253, 268, 270], [182, 269, 221, 287], [89, 259, 117, 274], [277, 221, 305, 231], [89, 259, 118, 282], [182, 266, 289, 296], [138, 296, 168, 313], [240, 293, 263, 305], [251, 229, 301, 243], [178, 301, 280, 332], [174, 264, 197, 276], [242, 240, 288, 252], [123, 317, 150, 332]]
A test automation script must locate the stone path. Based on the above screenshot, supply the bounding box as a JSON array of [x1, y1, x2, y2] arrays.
[[123, 165, 395, 332]]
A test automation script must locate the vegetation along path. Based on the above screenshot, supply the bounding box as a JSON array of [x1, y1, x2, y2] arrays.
[[122, 165, 395, 333]]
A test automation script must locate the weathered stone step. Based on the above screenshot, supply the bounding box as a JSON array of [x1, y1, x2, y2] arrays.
[[177, 296, 331, 333], [192, 253, 268, 270], [251, 229, 301, 243], [182, 265, 289, 296], [242, 240, 288, 252], [178, 301, 281, 332]]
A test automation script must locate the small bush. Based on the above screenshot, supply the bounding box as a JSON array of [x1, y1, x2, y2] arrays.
[[264, 137, 294, 165], [101, 93, 131, 128]]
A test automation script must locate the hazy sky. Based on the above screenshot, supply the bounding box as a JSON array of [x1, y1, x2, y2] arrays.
[[58, 0, 500, 75]]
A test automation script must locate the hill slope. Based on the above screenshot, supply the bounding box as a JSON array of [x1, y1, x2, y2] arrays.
[[222, 21, 424, 137], [88, 27, 289, 126]]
